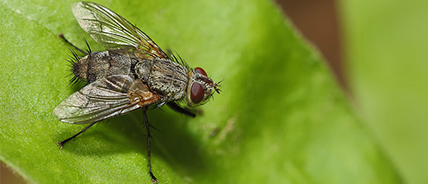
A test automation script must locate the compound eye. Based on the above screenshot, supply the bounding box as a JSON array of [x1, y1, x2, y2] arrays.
[[194, 67, 207, 76], [191, 82, 204, 104]]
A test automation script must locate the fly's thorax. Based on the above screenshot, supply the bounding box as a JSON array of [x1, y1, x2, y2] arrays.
[[73, 50, 136, 83], [186, 67, 218, 107], [134, 58, 188, 101]]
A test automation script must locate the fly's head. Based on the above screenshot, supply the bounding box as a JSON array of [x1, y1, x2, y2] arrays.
[[186, 67, 220, 107]]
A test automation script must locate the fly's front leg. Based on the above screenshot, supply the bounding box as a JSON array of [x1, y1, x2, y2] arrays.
[[57, 121, 98, 149], [167, 102, 196, 118], [142, 109, 159, 183]]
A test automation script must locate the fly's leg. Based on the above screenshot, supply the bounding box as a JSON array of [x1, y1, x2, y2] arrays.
[[58, 33, 89, 55], [167, 102, 196, 118], [57, 121, 98, 149], [143, 110, 159, 183]]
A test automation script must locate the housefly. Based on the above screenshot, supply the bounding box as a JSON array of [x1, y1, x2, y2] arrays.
[[53, 2, 220, 183]]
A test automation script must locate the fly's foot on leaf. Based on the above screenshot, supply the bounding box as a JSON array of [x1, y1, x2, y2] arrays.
[[57, 141, 64, 149], [150, 172, 159, 183]]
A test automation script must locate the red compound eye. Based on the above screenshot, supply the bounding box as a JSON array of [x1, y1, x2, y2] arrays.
[[194, 67, 207, 76], [191, 82, 204, 104]]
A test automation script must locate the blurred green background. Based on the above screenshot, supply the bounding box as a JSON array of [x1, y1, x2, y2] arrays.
[[1, 0, 428, 183], [286, 1, 428, 183]]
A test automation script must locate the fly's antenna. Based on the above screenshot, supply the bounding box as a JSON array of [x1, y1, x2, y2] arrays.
[[214, 79, 222, 94]]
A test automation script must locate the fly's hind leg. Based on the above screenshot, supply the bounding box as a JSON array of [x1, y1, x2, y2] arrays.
[[57, 121, 98, 149], [142, 109, 159, 183], [58, 33, 89, 55]]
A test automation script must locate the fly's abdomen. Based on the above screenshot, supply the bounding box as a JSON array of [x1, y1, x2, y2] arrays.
[[73, 50, 136, 83], [134, 58, 188, 100]]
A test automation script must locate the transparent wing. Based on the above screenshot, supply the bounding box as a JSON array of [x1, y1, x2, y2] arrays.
[[53, 75, 146, 124], [72, 2, 168, 59]]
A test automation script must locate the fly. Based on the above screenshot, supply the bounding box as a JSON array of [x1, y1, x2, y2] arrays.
[[53, 2, 220, 183]]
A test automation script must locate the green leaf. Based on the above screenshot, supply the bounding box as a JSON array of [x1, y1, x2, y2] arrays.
[[0, 0, 400, 183], [340, 0, 428, 183]]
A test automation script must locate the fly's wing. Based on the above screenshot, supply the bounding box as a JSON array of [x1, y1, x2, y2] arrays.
[[72, 2, 168, 59], [53, 75, 155, 124]]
